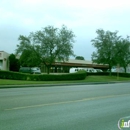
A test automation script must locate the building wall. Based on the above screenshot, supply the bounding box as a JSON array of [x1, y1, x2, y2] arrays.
[[0, 51, 10, 71], [111, 65, 130, 73]]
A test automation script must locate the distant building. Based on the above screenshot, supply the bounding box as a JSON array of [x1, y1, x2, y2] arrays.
[[41, 59, 109, 73], [111, 65, 130, 73], [0, 51, 109, 72], [0, 51, 10, 71]]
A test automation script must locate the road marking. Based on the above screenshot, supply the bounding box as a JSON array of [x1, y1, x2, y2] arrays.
[[5, 93, 130, 111]]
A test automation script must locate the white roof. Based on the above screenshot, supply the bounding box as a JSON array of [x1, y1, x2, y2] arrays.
[[66, 59, 92, 64]]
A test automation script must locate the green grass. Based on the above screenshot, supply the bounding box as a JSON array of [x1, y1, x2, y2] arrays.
[[85, 76, 130, 82], [0, 76, 130, 86]]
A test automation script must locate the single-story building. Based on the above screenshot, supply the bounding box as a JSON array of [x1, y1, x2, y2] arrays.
[[0, 50, 109, 72], [0, 51, 10, 71], [41, 59, 109, 73]]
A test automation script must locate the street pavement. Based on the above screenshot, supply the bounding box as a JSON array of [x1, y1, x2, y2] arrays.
[[0, 83, 130, 130]]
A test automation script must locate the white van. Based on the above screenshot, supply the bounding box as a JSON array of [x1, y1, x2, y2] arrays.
[[86, 68, 97, 73], [69, 68, 85, 73], [69, 67, 97, 73]]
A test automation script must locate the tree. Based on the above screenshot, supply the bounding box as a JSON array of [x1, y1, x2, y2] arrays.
[[16, 25, 75, 74], [75, 56, 85, 60], [19, 49, 41, 67], [115, 37, 130, 73], [9, 54, 20, 71], [91, 29, 121, 75]]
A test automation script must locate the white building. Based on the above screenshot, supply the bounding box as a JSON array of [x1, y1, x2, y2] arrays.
[[111, 66, 130, 73], [0, 51, 10, 71]]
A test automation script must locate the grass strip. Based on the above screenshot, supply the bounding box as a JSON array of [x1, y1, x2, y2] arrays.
[[0, 76, 130, 86]]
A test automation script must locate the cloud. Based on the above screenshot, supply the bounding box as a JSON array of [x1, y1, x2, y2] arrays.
[[1, 0, 130, 59]]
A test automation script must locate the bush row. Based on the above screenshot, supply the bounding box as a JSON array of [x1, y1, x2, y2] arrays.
[[86, 72, 109, 76], [86, 72, 130, 77], [0, 70, 86, 81], [116, 72, 130, 77]]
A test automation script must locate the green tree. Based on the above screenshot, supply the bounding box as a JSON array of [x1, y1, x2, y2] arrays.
[[115, 37, 130, 73], [16, 25, 75, 74], [75, 56, 85, 60], [91, 29, 121, 75], [9, 54, 20, 71], [19, 49, 41, 67]]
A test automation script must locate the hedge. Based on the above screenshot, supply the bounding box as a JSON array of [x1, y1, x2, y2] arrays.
[[0, 70, 86, 81], [86, 72, 109, 76], [86, 72, 130, 77]]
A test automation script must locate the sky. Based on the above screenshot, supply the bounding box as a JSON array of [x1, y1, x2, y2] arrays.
[[0, 0, 130, 60]]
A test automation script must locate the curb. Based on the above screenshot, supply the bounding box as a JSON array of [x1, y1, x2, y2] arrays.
[[0, 81, 129, 89]]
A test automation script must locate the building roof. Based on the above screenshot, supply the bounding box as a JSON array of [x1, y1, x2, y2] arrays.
[[52, 59, 109, 69], [66, 59, 92, 64], [0, 51, 9, 54]]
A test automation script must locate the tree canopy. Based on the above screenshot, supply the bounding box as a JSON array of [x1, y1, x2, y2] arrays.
[[91, 29, 130, 73], [9, 54, 20, 71], [19, 49, 41, 67], [114, 36, 130, 72], [16, 25, 75, 74], [75, 56, 85, 60]]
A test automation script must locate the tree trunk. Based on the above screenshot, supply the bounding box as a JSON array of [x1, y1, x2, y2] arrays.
[[47, 66, 50, 74], [42, 61, 51, 74]]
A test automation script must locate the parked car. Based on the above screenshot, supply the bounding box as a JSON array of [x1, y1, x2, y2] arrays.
[[31, 67, 41, 74], [19, 67, 41, 74], [69, 67, 97, 73]]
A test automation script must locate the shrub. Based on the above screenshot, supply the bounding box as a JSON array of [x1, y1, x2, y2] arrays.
[[119, 73, 130, 77], [86, 72, 130, 77], [0, 70, 28, 80], [86, 72, 109, 76]]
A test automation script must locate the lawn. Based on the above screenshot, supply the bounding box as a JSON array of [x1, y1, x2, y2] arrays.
[[0, 76, 130, 86]]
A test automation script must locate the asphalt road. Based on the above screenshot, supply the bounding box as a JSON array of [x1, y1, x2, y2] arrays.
[[0, 83, 130, 130]]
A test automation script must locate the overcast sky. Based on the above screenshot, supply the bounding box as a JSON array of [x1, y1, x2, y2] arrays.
[[1, 0, 130, 60]]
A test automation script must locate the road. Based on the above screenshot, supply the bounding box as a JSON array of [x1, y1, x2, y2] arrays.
[[0, 83, 130, 130]]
